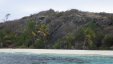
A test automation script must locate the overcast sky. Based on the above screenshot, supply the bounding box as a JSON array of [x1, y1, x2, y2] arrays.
[[0, 0, 113, 22]]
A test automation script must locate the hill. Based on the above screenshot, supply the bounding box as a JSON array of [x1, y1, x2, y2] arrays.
[[0, 9, 113, 49]]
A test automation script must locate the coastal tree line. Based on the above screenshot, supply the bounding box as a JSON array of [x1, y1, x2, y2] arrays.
[[0, 19, 113, 50], [0, 9, 113, 49]]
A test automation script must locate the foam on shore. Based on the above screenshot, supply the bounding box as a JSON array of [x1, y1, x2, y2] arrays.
[[0, 49, 113, 56]]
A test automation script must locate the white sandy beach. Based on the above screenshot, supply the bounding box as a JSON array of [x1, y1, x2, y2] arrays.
[[0, 49, 113, 56]]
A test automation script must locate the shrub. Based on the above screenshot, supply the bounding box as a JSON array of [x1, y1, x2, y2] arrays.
[[33, 39, 45, 48], [103, 34, 113, 47], [53, 41, 61, 49]]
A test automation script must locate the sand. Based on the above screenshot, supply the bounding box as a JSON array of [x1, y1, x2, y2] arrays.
[[0, 49, 113, 56]]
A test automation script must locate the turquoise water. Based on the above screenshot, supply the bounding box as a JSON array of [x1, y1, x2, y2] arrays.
[[0, 53, 113, 64]]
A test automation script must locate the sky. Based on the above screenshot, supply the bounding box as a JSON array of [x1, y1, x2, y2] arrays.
[[0, 0, 113, 22]]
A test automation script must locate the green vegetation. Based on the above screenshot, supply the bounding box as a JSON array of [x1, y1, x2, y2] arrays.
[[0, 9, 113, 49], [103, 34, 113, 47], [53, 33, 75, 49]]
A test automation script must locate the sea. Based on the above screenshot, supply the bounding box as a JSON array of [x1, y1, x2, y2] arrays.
[[0, 52, 113, 64]]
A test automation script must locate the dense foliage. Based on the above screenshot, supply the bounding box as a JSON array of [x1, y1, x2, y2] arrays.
[[0, 9, 113, 49]]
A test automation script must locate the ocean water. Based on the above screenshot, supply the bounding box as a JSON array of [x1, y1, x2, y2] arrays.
[[0, 53, 113, 64]]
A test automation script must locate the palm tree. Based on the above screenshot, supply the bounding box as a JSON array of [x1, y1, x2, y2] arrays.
[[83, 27, 96, 49]]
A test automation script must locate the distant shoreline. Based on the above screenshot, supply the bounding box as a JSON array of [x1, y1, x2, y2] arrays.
[[0, 49, 113, 56]]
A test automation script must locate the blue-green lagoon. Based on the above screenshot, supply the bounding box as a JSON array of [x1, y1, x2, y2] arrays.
[[0, 52, 113, 64]]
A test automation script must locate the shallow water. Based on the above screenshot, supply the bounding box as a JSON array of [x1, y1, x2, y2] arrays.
[[0, 52, 113, 64]]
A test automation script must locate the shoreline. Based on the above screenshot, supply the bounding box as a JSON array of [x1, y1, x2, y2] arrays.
[[0, 49, 113, 56]]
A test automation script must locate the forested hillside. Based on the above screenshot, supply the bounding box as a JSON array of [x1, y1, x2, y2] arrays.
[[0, 9, 113, 50]]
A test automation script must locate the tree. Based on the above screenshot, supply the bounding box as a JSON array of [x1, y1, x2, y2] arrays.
[[21, 20, 49, 48], [0, 29, 17, 48], [15, 20, 36, 48], [64, 33, 75, 49], [53, 33, 74, 49], [0, 31, 5, 47], [83, 27, 96, 49], [16, 33, 30, 48], [53, 40, 62, 49], [34, 24, 49, 48], [4, 13, 10, 22], [33, 39, 45, 48], [81, 21, 99, 49], [103, 34, 113, 47]]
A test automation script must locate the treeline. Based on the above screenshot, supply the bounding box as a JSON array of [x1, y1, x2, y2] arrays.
[[53, 21, 113, 50], [0, 20, 49, 48], [0, 20, 113, 49], [0, 9, 113, 49]]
